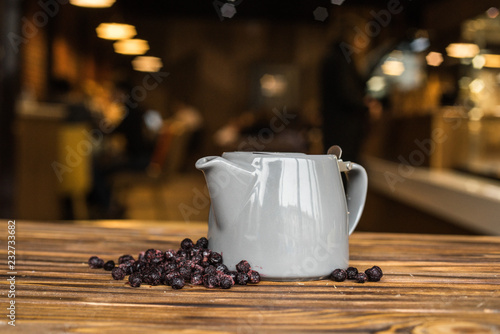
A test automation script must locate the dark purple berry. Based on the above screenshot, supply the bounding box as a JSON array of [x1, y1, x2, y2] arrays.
[[196, 237, 209, 249], [236, 260, 251, 273], [119, 262, 134, 275], [88, 256, 104, 269], [118, 255, 134, 264], [235, 272, 249, 285], [164, 271, 181, 286], [137, 251, 146, 262], [247, 270, 261, 284], [103, 260, 115, 271], [365, 266, 383, 282], [129, 272, 142, 287], [191, 253, 203, 264], [143, 268, 162, 286], [145, 249, 163, 264], [205, 265, 217, 276], [219, 275, 234, 289], [355, 272, 368, 283], [180, 238, 194, 250], [164, 249, 177, 262], [171, 276, 185, 289], [164, 262, 177, 274], [202, 249, 212, 258], [330, 269, 347, 282], [177, 249, 189, 259], [203, 274, 219, 288], [111, 267, 126, 280], [193, 264, 204, 275], [216, 264, 228, 273], [209, 252, 223, 265], [179, 266, 192, 281], [131, 261, 146, 274], [191, 273, 203, 285], [346, 267, 358, 280], [227, 270, 238, 281]]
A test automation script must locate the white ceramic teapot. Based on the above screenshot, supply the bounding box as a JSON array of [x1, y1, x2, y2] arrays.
[[196, 147, 367, 281]]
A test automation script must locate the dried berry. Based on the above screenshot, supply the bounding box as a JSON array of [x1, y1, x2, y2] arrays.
[[191, 253, 203, 264], [202, 249, 212, 258], [164, 271, 181, 286], [177, 249, 189, 260], [227, 270, 238, 281], [111, 267, 126, 280], [196, 237, 209, 249], [118, 255, 134, 264], [330, 269, 347, 282], [143, 268, 162, 286], [129, 272, 142, 287], [171, 276, 185, 289], [235, 272, 249, 285], [203, 274, 219, 288], [236, 260, 251, 273], [346, 267, 358, 280], [204, 265, 217, 276], [209, 252, 223, 265], [145, 249, 163, 264], [365, 266, 383, 282], [103, 260, 115, 271], [88, 256, 104, 269], [164, 249, 177, 262], [247, 270, 261, 284], [180, 238, 194, 250], [216, 264, 228, 273], [193, 264, 204, 275], [164, 262, 178, 274], [219, 275, 234, 289], [179, 266, 192, 281], [355, 272, 368, 283], [119, 262, 134, 275], [191, 273, 203, 285]]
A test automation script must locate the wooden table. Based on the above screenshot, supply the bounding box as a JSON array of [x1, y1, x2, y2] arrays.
[[1, 220, 499, 333]]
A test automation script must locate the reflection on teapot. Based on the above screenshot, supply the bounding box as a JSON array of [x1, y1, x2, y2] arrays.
[[196, 148, 367, 281]]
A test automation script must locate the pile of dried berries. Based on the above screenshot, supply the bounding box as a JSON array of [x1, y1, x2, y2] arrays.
[[88, 237, 261, 290], [330, 266, 383, 283]]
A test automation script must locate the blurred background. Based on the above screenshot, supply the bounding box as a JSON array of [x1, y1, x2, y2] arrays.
[[1, 0, 499, 235]]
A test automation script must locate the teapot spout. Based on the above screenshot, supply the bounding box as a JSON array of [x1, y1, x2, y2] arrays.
[[196, 156, 257, 227], [196, 156, 256, 175]]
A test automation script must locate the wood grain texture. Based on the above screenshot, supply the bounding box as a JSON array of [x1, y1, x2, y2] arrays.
[[1, 220, 499, 333]]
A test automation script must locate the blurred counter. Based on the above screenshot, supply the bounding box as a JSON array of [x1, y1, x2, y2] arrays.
[[365, 155, 500, 235]]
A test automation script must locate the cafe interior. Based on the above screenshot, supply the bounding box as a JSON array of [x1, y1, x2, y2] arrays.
[[1, 0, 499, 235]]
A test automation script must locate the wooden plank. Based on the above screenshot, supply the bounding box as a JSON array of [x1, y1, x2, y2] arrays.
[[1, 221, 499, 333]]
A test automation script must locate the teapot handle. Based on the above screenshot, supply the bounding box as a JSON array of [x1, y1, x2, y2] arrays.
[[340, 162, 368, 235]]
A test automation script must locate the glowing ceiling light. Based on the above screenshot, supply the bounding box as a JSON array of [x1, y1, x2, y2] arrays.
[[472, 55, 485, 69], [113, 39, 149, 55], [96, 23, 136, 40], [426, 52, 443, 67], [70, 0, 115, 8], [132, 56, 163, 72], [381, 60, 405, 76], [446, 43, 480, 58], [483, 54, 500, 68]]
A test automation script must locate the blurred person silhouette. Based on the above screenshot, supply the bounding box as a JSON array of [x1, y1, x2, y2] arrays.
[[87, 80, 155, 218], [320, 11, 395, 162]]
